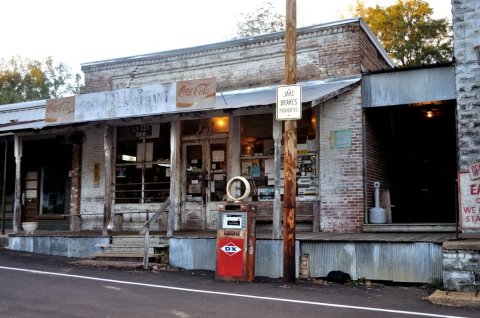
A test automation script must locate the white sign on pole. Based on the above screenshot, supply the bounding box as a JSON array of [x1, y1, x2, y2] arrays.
[[276, 84, 302, 120]]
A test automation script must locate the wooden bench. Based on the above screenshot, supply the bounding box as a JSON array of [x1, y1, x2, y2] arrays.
[[254, 201, 315, 223]]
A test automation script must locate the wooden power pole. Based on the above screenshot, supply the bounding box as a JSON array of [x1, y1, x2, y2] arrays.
[[283, 0, 297, 282]]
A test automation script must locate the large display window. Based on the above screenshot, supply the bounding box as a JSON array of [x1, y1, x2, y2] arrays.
[[240, 109, 317, 201], [115, 123, 171, 203]]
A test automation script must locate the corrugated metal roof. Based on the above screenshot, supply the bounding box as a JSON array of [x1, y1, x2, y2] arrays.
[[362, 66, 456, 107], [0, 100, 46, 132], [0, 77, 360, 133], [217, 76, 361, 109]]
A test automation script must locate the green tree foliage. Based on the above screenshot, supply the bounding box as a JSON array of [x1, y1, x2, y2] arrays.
[[234, 1, 285, 38], [0, 56, 84, 105], [351, 0, 453, 67]]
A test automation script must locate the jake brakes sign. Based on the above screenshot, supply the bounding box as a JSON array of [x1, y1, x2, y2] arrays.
[[276, 84, 302, 120]]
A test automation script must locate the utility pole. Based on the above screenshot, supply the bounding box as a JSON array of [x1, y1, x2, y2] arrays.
[[283, 0, 297, 282]]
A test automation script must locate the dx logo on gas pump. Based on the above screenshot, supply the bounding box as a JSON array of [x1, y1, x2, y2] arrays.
[[220, 242, 242, 256]]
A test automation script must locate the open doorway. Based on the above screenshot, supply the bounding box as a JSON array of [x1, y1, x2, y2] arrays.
[[365, 102, 457, 223], [22, 137, 72, 227]]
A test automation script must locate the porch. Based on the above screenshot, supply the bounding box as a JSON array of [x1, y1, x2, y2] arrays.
[[5, 229, 477, 284]]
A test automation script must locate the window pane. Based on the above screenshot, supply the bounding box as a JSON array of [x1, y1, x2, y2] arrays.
[[115, 123, 171, 203]]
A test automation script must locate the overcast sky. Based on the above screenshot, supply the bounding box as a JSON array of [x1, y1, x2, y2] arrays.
[[1, 0, 452, 74]]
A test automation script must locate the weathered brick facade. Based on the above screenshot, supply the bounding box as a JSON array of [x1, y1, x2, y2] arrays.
[[80, 18, 391, 233], [82, 19, 391, 93], [319, 87, 366, 232], [453, 0, 480, 170], [80, 127, 106, 230]]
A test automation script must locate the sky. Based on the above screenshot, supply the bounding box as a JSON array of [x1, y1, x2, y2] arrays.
[[1, 0, 452, 75]]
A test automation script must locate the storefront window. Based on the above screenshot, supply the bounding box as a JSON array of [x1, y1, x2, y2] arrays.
[[115, 123, 171, 203], [240, 114, 274, 201], [239, 109, 318, 201]]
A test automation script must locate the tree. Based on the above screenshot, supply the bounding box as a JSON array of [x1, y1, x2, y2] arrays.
[[351, 0, 453, 67], [234, 1, 285, 38], [0, 56, 84, 105]]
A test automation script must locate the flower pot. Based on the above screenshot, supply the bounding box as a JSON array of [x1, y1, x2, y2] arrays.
[[22, 222, 38, 235]]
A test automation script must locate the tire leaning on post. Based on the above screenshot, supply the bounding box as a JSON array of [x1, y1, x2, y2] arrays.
[[226, 176, 251, 202]]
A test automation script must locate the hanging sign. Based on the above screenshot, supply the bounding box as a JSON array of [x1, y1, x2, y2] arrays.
[[276, 84, 302, 120]]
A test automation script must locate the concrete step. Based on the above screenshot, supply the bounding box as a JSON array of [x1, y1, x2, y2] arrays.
[[96, 243, 168, 254], [91, 252, 168, 264], [111, 235, 167, 245]]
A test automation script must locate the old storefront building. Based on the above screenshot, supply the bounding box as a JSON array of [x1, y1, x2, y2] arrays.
[[0, 17, 461, 235]]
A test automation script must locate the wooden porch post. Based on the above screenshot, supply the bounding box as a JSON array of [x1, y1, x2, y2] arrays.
[[70, 143, 82, 231], [228, 116, 241, 185], [168, 120, 181, 237], [103, 126, 113, 236], [13, 135, 22, 234], [273, 117, 282, 239]]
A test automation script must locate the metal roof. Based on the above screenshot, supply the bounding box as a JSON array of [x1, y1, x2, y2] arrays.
[[217, 76, 361, 109], [0, 100, 46, 132], [362, 65, 456, 107], [0, 77, 360, 133]]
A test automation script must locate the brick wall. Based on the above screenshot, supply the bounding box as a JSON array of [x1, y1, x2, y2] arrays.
[[364, 109, 391, 211], [80, 127, 105, 230], [452, 0, 480, 170], [82, 20, 391, 93], [359, 29, 391, 72], [319, 86, 365, 232]]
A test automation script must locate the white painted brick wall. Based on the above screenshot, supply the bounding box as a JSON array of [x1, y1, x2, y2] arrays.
[[80, 127, 105, 230]]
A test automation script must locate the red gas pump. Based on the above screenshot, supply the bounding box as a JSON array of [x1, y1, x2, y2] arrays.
[[216, 203, 256, 281], [216, 177, 256, 282]]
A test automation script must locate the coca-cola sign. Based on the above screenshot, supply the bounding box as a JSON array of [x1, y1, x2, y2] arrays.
[[45, 96, 75, 123], [176, 77, 216, 109]]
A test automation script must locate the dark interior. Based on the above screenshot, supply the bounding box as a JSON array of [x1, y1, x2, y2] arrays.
[[366, 102, 457, 223]]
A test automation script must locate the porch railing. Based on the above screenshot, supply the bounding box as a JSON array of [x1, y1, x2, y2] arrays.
[[139, 197, 170, 269]]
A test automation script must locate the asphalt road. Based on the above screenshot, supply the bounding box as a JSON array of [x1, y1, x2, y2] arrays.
[[0, 248, 478, 318]]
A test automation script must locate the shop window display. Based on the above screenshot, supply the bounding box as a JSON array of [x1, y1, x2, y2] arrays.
[[115, 123, 171, 203], [240, 109, 318, 201]]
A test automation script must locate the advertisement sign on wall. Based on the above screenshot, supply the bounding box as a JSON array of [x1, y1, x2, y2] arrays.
[[458, 171, 480, 231]]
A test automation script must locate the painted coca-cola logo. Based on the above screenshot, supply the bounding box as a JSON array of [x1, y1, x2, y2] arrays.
[[178, 83, 213, 97], [176, 78, 216, 108]]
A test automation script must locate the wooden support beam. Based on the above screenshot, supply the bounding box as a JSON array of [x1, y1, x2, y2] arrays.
[[168, 121, 181, 237], [70, 143, 82, 231], [103, 126, 112, 236], [273, 118, 282, 239], [13, 135, 22, 234]]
